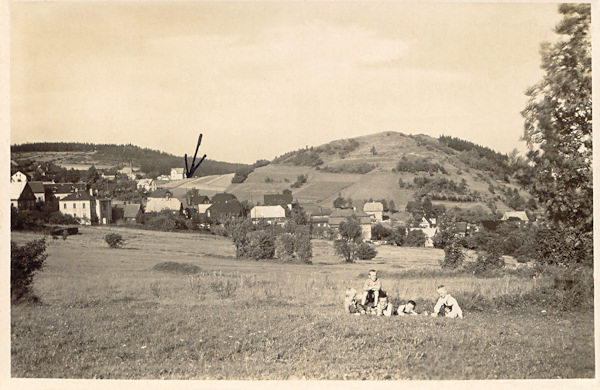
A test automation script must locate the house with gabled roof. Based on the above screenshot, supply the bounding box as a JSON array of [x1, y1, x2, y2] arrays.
[[500, 211, 529, 222], [363, 201, 384, 222], [11, 171, 28, 184], [328, 209, 372, 239], [250, 205, 287, 225], [59, 191, 97, 225], [11, 182, 37, 211], [310, 208, 333, 229], [123, 204, 141, 222], [145, 197, 182, 213], [137, 178, 157, 192], [28, 181, 46, 203], [211, 192, 238, 204], [207, 200, 242, 220], [171, 167, 185, 180]]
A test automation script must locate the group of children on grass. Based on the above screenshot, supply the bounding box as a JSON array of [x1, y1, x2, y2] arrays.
[[344, 269, 463, 318]]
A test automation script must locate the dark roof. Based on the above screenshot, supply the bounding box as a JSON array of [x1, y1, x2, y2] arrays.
[[28, 181, 46, 194], [208, 200, 242, 217], [311, 208, 333, 217], [18, 183, 37, 201], [329, 209, 371, 225], [44, 183, 87, 194], [61, 192, 96, 202], [148, 189, 173, 198], [190, 194, 210, 205], [264, 193, 293, 206], [123, 204, 141, 219], [481, 220, 503, 231], [211, 193, 237, 204]]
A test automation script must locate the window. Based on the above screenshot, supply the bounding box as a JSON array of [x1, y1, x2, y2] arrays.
[[73, 203, 76, 209], [63, 204, 67, 210], [83, 203, 86, 209]]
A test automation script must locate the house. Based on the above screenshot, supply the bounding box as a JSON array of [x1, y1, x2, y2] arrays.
[[28, 181, 46, 204], [211, 192, 238, 204], [328, 209, 372, 239], [123, 204, 141, 222], [11, 182, 37, 211], [363, 201, 384, 222], [137, 178, 157, 192], [264, 192, 293, 209], [171, 167, 185, 180], [250, 205, 287, 225], [96, 198, 113, 225], [419, 216, 437, 229], [189, 194, 211, 205], [59, 191, 97, 225], [44, 183, 88, 200], [11, 171, 28, 184], [207, 200, 243, 220], [145, 197, 182, 213], [148, 188, 173, 198], [500, 211, 529, 222], [196, 204, 212, 215], [310, 208, 332, 229]]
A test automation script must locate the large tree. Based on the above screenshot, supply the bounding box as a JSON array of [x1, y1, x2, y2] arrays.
[[521, 4, 592, 266]]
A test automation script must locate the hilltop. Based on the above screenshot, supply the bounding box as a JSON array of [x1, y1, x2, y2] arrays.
[[225, 131, 533, 215]]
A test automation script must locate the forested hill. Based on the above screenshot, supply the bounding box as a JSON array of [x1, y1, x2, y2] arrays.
[[11, 142, 249, 177]]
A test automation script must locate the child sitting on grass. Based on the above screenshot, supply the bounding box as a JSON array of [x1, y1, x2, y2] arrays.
[[361, 269, 382, 308], [396, 300, 419, 316], [344, 288, 364, 315], [431, 285, 463, 318]]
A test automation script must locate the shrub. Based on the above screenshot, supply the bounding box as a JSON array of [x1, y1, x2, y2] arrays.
[[404, 229, 426, 247], [471, 250, 505, 275], [246, 230, 276, 260], [153, 261, 201, 275], [105, 233, 125, 248], [356, 243, 377, 260], [440, 240, 465, 269], [11, 238, 48, 302], [276, 233, 295, 260]]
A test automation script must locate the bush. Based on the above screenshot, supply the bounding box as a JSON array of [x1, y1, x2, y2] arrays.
[[105, 233, 125, 248], [440, 240, 465, 269], [471, 250, 505, 275], [404, 229, 426, 247], [246, 230, 276, 260], [356, 243, 377, 260], [153, 262, 201, 275], [11, 238, 48, 302]]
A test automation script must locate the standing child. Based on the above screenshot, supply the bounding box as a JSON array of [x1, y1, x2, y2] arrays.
[[431, 285, 463, 318]]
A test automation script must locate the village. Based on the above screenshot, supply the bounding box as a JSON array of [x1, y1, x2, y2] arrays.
[[10, 164, 531, 246]]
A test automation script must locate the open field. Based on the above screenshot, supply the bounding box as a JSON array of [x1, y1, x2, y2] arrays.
[[11, 227, 595, 380]]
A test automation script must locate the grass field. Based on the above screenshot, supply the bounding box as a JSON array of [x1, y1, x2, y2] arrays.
[[10, 227, 595, 380]]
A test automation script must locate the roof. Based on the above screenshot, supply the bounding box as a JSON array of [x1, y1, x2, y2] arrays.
[[61, 192, 96, 202], [264, 193, 293, 206], [45, 183, 87, 194], [123, 204, 141, 219], [18, 183, 37, 201], [251, 205, 286, 219], [28, 181, 46, 194], [190, 194, 210, 205], [501, 211, 529, 221], [311, 208, 333, 217], [145, 198, 182, 212], [172, 167, 185, 174], [211, 193, 237, 204], [329, 209, 371, 225], [363, 202, 384, 212], [208, 200, 242, 217], [148, 189, 173, 198]]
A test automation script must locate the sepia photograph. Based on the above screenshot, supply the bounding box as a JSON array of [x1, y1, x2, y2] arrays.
[[3, 0, 596, 387]]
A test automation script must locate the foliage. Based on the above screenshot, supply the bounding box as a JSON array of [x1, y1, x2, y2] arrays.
[[276, 226, 313, 263], [332, 194, 352, 209], [246, 230, 276, 260], [469, 250, 505, 276], [371, 224, 392, 241], [521, 4, 592, 267], [320, 163, 376, 174], [137, 211, 189, 232], [291, 174, 308, 188], [104, 233, 126, 249], [334, 217, 362, 263], [11, 238, 48, 302], [11, 208, 80, 231], [395, 156, 447, 174], [224, 218, 254, 258], [404, 229, 426, 247], [531, 223, 592, 268], [439, 239, 464, 269], [356, 243, 377, 260], [231, 166, 255, 183]]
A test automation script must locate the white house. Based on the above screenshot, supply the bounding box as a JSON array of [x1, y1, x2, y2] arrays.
[[11, 171, 28, 184], [250, 205, 287, 225], [137, 178, 157, 192], [363, 202, 384, 222], [419, 217, 437, 229], [59, 191, 97, 225], [145, 197, 182, 213], [410, 227, 438, 248], [171, 168, 185, 180], [501, 211, 529, 222]]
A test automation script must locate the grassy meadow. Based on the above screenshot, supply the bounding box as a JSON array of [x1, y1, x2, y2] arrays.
[[11, 227, 595, 380]]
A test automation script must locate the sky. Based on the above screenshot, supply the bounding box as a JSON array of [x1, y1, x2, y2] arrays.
[[9, 1, 565, 164]]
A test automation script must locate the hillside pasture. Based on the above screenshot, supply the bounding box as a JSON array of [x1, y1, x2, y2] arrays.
[[10, 227, 594, 380]]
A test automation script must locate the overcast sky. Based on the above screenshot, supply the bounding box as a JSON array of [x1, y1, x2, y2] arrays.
[[10, 2, 563, 164]]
